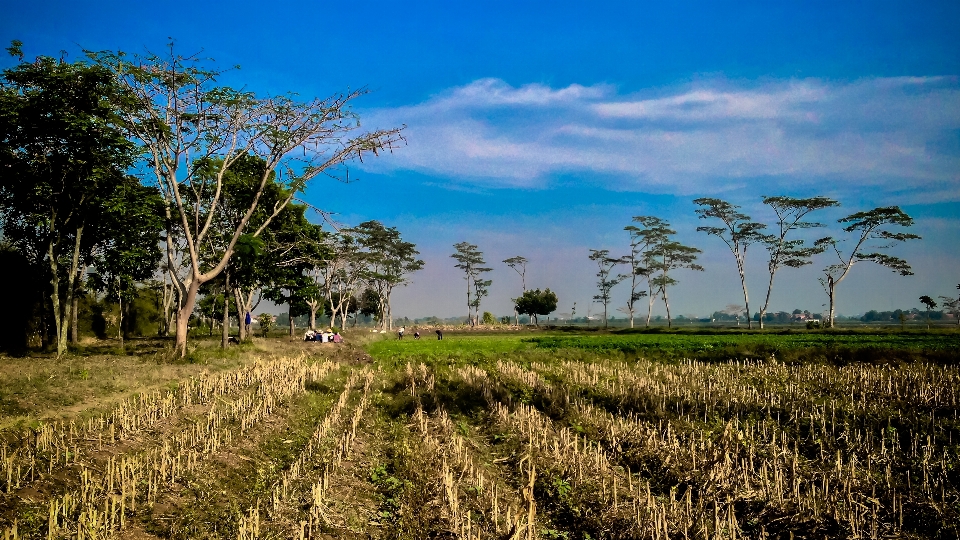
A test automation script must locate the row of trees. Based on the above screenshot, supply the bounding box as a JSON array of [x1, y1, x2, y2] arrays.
[[590, 197, 922, 329], [0, 41, 414, 356]]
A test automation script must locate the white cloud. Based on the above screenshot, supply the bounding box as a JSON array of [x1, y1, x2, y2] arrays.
[[361, 76, 960, 200]]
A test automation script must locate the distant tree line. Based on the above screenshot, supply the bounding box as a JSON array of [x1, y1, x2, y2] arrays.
[[587, 197, 933, 329]]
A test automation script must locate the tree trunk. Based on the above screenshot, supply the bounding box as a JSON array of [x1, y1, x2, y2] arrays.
[[70, 292, 79, 344], [734, 258, 752, 330], [386, 289, 394, 331], [48, 239, 64, 357], [663, 289, 672, 329], [118, 294, 124, 350], [175, 279, 201, 357], [759, 268, 778, 330], [221, 271, 230, 349], [123, 294, 131, 342], [309, 304, 317, 330], [466, 277, 472, 326], [289, 300, 295, 337], [645, 285, 656, 327], [233, 288, 245, 341], [827, 277, 836, 329]]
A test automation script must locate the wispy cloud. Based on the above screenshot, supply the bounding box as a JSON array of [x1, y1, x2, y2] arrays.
[[362, 77, 960, 199]]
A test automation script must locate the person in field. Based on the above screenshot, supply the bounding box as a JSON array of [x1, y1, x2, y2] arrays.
[[398, 326, 405, 340], [436, 329, 443, 340], [414, 331, 420, 339]]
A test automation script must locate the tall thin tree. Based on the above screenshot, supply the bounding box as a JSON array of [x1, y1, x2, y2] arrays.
[[756, 196, 839, 328], [451, 242, 487, 325], [694, 198, 765, 329], [503, 255, 528, 325], [643, 222, 702, 328], [817, 207, 920, 328], [588, 249, 625, 329]]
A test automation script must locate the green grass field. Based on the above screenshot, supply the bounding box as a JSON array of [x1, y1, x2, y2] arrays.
[[368, 328, 960, 365]]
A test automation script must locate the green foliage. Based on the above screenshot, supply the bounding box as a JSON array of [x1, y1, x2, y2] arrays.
[[481, 311, 496, 325], [515, 288, 559, 326], [256, 314, 274, 337]]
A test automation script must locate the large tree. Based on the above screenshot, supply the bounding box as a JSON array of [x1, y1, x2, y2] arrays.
[[817, 207, 920, 328], [89, 45, 403, 356], [756, 196, 839, 328], [515, 288, 558, 327], [353, 220, 423, 331], [693, 198, 765, 329], [87, 179, 165, 348], [588, 249, 625, 329], [0, 48, 142, 356]]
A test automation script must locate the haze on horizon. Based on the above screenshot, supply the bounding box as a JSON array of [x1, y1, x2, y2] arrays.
[[5, 1, 959, 320]]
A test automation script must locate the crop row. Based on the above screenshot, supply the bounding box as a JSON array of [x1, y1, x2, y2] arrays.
[[236, 368, 376, 539], [2, 354, 320, 495], [499, 358, 958, 537], [2, 356, 338, 540]]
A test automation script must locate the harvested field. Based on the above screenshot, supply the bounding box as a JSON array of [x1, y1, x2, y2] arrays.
[[0, 330, 957, 539]]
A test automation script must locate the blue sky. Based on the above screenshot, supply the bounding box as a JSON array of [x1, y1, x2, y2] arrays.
[[5, 1, 959, 319]]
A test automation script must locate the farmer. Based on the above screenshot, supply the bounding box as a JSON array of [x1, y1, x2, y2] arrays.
[[414, 331, 420, 340], [435, 329, 443, 340], [398, 326, 405, 340]]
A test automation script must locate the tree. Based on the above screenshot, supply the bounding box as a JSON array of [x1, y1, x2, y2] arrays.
[[354, 220, 423, 331], [817, 207, 920, 328], [451, 242, 490, 326], [0, 49, 142, 356], [621, 217, 666, 328], [693, 198, 766, 329], [723, 304, 746, 325], [471, 274, 493, 325], [588, 249, 625, 329], [515, 288, 558, 326], [359, 288, 380, 325], [755, 196, 839, 328], [643, 222, 702, 328], [503, 255, 528, 325], [919, 295, 938, 330], [256, 313, 274, 337], [622, 217, 682, 327], [89, 45, 404, 356], [939, 284, 960, 327], [87, 179, 165, 348], [314, 230, 367, 332]]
